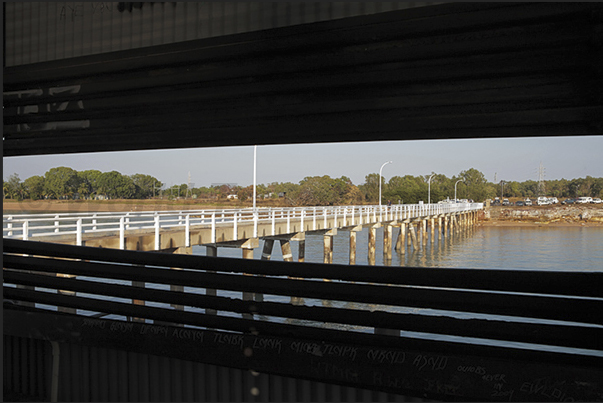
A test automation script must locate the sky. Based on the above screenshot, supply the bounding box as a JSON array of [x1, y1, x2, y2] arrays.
[[3, 136, 602, 189]]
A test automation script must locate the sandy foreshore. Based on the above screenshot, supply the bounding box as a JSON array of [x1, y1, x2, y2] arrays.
[[2, 199, 223, 214]]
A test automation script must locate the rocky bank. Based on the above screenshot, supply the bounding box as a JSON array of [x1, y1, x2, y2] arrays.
[[482, 204, 603, 225]]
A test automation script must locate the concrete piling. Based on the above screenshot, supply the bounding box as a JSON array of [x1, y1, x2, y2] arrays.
[[261, 239, 274, 260], [368, 226, 377, 265], [384, 225, 393, 262], [280, 240, 294, 262], [349, 231, 357, 265], [324, 235, 333, 264], [298, 239, 305, 263], [409, 223, 419, 251]]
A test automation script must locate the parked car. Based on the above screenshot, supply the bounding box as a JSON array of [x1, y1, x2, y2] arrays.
[[524, 199, 532, 206], [537, 196, 549, 206], [592, 198, 602, 204], [548, 197, 558, 204], [576, 197, 593, 204], [492, 199, 501, 206], [515, 200, 524, 206], [502, 199, 510, 206], [562, 198, 576, 205]]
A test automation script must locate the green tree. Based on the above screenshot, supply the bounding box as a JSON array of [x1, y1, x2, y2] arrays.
[[359, 173, 381, 204], [459, 168, 490, 202], [288, 176, 360, 206], [521, 180, 538, 197], [24, 175, 45, 200], [43, 167, 79, 199], [97, 171, 136, 199], [130, 174, 162, 199], [4, 174, 24, 200], [3, 180, 9, 199], [77, 170, 103, 199], [424, 173, 450, 203], [383, 175, 425, 204], [192, 186, 218, 199]]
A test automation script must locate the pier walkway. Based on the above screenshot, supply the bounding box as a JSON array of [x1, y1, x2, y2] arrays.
[[3, 203, 482, 264]]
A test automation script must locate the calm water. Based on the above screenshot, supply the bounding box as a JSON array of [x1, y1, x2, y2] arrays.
[[201, 226, 603, 272]]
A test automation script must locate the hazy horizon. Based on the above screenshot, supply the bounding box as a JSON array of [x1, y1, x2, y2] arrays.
[[4, 136, 602, 188]]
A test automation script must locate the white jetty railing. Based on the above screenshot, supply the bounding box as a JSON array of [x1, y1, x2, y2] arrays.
[[3, 203, 483, 245]]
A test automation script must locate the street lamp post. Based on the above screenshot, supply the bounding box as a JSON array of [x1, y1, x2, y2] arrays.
[[427, 173, 436, 204], [454, 179, 464, 202], [379, 161, 393, 207], [253, 145, 257, 212]]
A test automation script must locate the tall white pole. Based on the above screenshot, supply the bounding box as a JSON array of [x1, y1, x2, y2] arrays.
[[253, 145, 257, 212], [379, 161, 392, 207], [455, 179, 463, 202], [428, 173, 436, 204]]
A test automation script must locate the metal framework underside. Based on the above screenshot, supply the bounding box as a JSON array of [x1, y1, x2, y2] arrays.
[[4, 2, 603, 157]]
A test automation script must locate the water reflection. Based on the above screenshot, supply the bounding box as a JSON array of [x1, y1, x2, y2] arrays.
[[196, 226, 603, 271]]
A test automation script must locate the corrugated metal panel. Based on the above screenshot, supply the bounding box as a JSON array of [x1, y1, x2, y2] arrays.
[[4, 2, 440, 67], [4, 335, 433, 401], [3, 335, 51, 401]]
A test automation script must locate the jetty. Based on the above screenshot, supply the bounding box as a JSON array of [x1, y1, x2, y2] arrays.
[[3, 203, 481, 265]]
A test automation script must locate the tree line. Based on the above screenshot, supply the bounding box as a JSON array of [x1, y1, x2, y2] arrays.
[[3, 167, 162, 201], [3, 166, 603, 205]]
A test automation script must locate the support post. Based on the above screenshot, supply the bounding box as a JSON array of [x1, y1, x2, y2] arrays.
[[76, 218, 83, 246], [323, 235, 333, 264], [119, 217, 125, 250], [368, 226, 377, 265], [261, 239, 274, 260], [422, 219, 428, 246], [280, 239, 294, 262], [438, 216, 442, 241], [409, 223, 419, 251], [298, 239, 305, 263], [384, 224, 393, 262], [349, 231, 357, 265], [185, 214, 191, 247], [154, 215, 160, 250], [396, 223, 406, 255]]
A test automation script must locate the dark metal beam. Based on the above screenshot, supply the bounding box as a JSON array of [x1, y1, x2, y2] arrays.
[[4, 3, 602, 157]]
